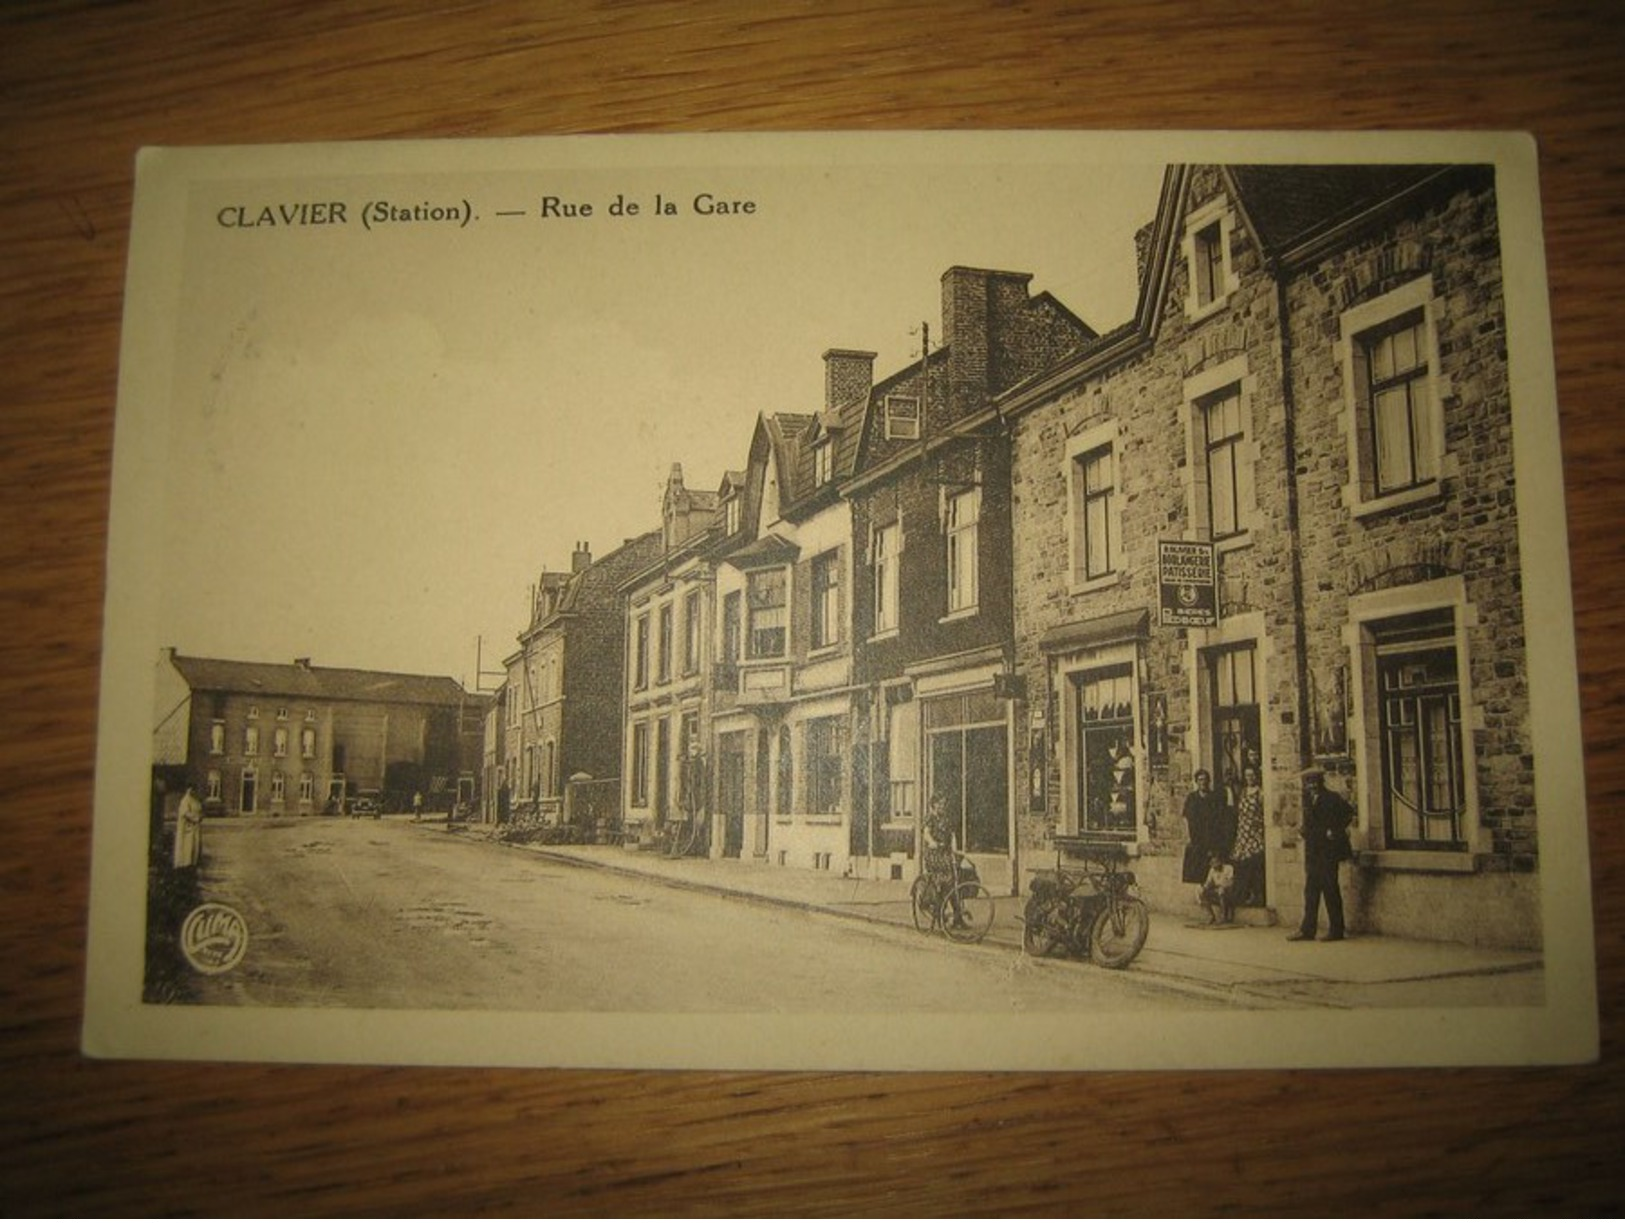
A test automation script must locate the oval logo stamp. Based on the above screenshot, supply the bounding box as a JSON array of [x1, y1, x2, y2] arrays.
[[179, 902, 250, 975]]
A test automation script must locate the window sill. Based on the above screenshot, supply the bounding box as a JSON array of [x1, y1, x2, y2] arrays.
[[1068, 571, 1126, 598], [807, 644, 844, 662], [1358, 849, 1476, 874], [1185, 295, 1231, 327], [939, 606, 979, 625], [1347, 479, 1446, 522], [879, 821, 916, 835], [867, 627, 900, 644], [803, 815, 843, 826]]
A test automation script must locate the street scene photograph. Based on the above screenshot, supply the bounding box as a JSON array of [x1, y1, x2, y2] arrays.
[[88, 132, 1593, 1070]]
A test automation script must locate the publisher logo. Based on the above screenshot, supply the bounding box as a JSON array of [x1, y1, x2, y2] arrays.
[[179, 903, 250, 975]]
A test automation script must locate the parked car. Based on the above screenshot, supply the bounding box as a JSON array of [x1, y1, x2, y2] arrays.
[[349, 790, 382, 818]]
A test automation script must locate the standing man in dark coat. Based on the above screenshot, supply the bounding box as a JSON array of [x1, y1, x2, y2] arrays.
[[1288, 768, 1355, 942]]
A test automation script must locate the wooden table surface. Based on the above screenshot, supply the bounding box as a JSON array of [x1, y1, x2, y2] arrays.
[[5, 2, 1623, 1215]]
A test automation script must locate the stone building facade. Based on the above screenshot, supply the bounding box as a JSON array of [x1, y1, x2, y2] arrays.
[[152, 649, 486, 817], [1001, 164, 1537, 947], [500, 531, 664, 827], [843, 267, 1095, 889]]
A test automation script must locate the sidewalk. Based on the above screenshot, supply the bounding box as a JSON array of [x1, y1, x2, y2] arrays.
[[464, 831, 1545, 1009]]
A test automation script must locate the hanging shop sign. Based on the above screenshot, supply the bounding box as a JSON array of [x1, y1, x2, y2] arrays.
[[1158, 539, 1218, 628]]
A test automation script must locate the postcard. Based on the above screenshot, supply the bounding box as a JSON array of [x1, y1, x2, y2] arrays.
[[83, 131, 1596, 1069]]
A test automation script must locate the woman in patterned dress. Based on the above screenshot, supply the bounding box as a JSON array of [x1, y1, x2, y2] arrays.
[[1230, 764, 1266, 908]]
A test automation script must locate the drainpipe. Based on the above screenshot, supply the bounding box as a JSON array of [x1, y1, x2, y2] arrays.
[[1276, 273, 1314, 771]]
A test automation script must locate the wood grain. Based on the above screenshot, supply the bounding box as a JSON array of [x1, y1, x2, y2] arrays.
[[3, 0, 1622, 1214]]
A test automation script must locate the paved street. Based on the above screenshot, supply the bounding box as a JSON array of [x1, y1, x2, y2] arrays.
[[189, 817, 1220, 1013]]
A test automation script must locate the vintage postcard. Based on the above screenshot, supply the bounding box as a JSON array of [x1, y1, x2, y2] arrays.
[[83, 131, 1596, 1069]]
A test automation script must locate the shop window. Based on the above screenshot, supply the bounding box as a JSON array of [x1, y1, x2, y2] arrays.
[[1071, 665, 1136, 836], [1374, 609, 1466, 850]]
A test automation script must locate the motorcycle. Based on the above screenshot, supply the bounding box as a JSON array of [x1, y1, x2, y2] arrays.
[[1022, 839, 1150, 969]]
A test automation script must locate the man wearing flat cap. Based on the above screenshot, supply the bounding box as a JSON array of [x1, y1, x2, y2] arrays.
[[1287, 768, 1355, 942]]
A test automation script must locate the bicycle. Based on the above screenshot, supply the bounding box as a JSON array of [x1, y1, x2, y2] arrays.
[[910, 851, 995, 943], [1021, 838, 1150, 969]]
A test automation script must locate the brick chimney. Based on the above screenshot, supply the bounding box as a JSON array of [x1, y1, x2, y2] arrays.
[[823, 349, 876, 418], [940, 266, 1036, 423], [571, 541, 592, 573]]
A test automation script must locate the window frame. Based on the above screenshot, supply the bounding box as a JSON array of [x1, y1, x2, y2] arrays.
[[1183, 356, 1257, 549], [944, 485, 980, 617], [884, 394, 920, 441], [746, 566, 789, 661], [1066, 420, 1122, 592], [1338, 276, 1452, 519], [1182, 198, 1238, 322], [871, 521, 900, 638], [810, 549, 842, 651]]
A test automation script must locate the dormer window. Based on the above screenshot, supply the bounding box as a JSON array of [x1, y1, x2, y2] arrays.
[[885, 395, 920, 441], [724, 495, 741, 537], [813, 438, 833, 486], [1183, 198, 1237, 321]]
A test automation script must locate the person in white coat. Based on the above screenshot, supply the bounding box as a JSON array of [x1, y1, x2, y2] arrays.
[[173, 785, 203, 870]]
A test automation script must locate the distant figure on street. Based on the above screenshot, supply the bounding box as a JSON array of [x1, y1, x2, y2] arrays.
[[1288, 768, 1355, 942], [412, 791, 423, 822], [1229, 764, 1267, 908], [173, 785, 203, 871]]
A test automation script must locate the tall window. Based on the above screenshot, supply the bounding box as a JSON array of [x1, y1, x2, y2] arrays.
[[721, 590, 742, 664], [805, 716, 846, 815], [630, 722, 650, 807], [683, 589, 703, 675], [301, 727, 316, 759], [1375, 610, 1465, 850], [657, 604, 673, 683], [872, 522, 899, 635], [1193, 221, 1224, 308], [299, 772, 314, 802], [813, 439, 833, 486], [273, 727, 288, 758], [244, 725, 260, 756], [811, 550, 841, 649], [945, 487, 980, 614], [776, 724, 794, 814], [633, 614, 650, 690], [747, 568, 787, 659], [270, 771, 286, 803], [1360, 310, 1435, 496], [724, 495, 741, 536], [1202, 386, 1245, 541], [1074, 444, 1116, 582], [210, 722, 225, 755], [206, 770, 222, 801]]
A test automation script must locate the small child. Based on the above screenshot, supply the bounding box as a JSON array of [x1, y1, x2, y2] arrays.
[[1199, 853, 1236, 926]]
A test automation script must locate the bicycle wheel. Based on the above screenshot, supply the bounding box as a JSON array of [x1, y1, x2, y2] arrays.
[[943, 882, 995, 944], [910, 876, 937, 933], [1089, 896, 1150, 968], [1022, 895, 1061, 957]]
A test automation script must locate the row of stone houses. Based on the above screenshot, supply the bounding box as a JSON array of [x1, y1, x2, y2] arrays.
[[487, 162, 1538, 948]]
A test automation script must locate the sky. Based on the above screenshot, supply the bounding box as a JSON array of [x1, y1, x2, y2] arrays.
[[156, 150, 1167, 689]]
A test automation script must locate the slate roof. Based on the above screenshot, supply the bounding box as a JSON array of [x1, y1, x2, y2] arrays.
[[168, 653, 471, 706], [1228, 164, 1458, 261]]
